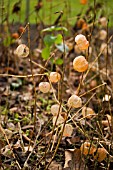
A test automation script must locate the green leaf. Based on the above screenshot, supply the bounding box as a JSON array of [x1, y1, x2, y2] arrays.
[[44, 34, 56, 46], [55, 26, 68, 32], [2, 108, 8, 115], [56, 43, 69, 53], [55, 34, 63, 45], [42, 46, 50, 60], [55, 58, 63, 65], [42, 26, 55, 32], [42, 26, 68, 33]]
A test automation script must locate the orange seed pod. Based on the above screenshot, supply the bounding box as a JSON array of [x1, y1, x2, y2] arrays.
[[94, 148, 107, 162], [67, 95, 82, 108], [80, 0, 88, 5], [99, 30, 107, 40], [18, 26, 25, 33], [73, 56, 88, 72], [49, 72, 61, 83], [99, 17, 107, 27], [11, 33, 19, 39], [75, 34, 89, 51], [63, 124, 73, 137], [39, 82, 50, 93], [80, 142, 96, 155]]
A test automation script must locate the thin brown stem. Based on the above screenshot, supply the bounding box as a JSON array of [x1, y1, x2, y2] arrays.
[[27, 23, 37, 130]]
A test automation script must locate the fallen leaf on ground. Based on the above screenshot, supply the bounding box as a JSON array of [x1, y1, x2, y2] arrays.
[[63, 148, 88, 170]]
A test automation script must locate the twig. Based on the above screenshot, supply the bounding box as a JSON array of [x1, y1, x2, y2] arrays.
[[44, 108, 72, 170], [18, 122, 25, 152], [23, 117, 41, 167], [0, 73, 46, 78]]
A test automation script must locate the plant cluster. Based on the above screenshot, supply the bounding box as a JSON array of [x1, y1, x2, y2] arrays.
[[0, 0, 113, 170]]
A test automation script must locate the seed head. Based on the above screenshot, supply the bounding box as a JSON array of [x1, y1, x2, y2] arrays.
[[73, 56, 88, 72], [80, 142, 96, 155], [15, 44, 29, 58], [67, 95, 82, 108], [49, 72, 61, 83], [39, 82, 50, 93], [51, 104, 62, 116], [75, 34, 89, 50]]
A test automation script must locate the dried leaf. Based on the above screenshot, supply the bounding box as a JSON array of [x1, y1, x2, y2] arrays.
[[63, 148, 88, 170], [4, 129, 13, 139]]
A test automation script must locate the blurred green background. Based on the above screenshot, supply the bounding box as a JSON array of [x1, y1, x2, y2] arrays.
[[2, 0, 113, 26]]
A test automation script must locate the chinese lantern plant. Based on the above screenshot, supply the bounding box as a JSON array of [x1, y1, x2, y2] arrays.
[[39, 82, 51, 93], [80, 141, 96, 155], [62, 124, 73, 137], [73, 34, 89, 73], [75, 34, 89, 51], [67, 95, 82, 108], [80, 0, 88, 5], [49, 72, 61, 83], [93, 148, 107, 162], [51, 104, 62, 116], [73, 55, 88, 72], [15, 44, 29, 58]]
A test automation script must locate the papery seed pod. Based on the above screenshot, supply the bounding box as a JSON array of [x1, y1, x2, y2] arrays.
[[94, 148, 107, 162], [63, 124, 73, 137], [100, 43, 107, 55], [73, 56, 88, 72], [15, 44, 29, 58], [77, 41, 89, 50], [99, 17, 107, 27], [82, 107, 95, 119], [53, 115, 64, 126], [80, 0, 88, 5], [51, 104, 62, 116], [75, 34, 87, 44], [99, 30, 107, 40], [18, 26, 25, 33], [11, 32, 19, 39], [75, 34, 89, 50], [90, 80, 97, 88], [49, 72, 61, 83], [67, 94, 82, 108], [80, 142, 96, 155], [100, 43, 112, 56], [39, 82, 50, 93]]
